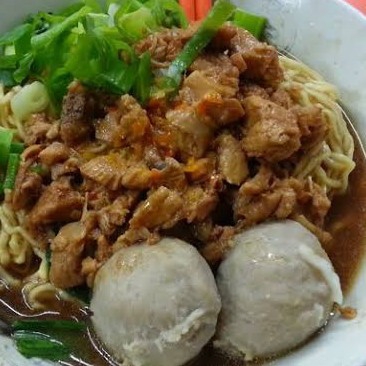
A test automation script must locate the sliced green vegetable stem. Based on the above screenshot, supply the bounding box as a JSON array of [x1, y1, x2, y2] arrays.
[[165, 0, 235, 90], [11, 320, 87, 362], [232, 9, 267, 39], [10, 142, 25, 154], [133, 52, 153, 104], [12, 319, 87, 332], [13, 331, 70, 361], [3, 153, 21, 190], [0, 128, 14, 168]]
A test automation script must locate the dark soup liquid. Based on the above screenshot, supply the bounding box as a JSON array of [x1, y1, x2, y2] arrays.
[[1, 134, 366, 366], [325, 131, 366, 293]]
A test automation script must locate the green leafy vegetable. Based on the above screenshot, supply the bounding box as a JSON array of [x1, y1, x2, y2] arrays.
[[84, 0, 104, 13], [133, 52, 153, 104], [13, 52, 33, 83], [0, 70, 15, 87], [12, 320, 86, 332], [12, 320, 87, 362], [0, 24, 33, 87], [26, 13, 53, 35], [231, 9, 267, 39], [113, 0, 188, 42], [148, 0, 189, 29], [10, 142, 25, 154], [0, 128, 13, 168], [115, 6, 158, 42], [0, 55, 17, 69], [66, 30, 138, 94], [86, 12, 110, 29], [161, 0, 235, 93], [31, 6, 92, 50], [0, 0, 189, 107], [3, 153, 21, 190], [0, 23, 32, 49], [0, 130, 22, 193], [13, 331, 70, 361]]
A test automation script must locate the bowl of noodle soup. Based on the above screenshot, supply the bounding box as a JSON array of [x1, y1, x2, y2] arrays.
[[0, 0, 366, 365]]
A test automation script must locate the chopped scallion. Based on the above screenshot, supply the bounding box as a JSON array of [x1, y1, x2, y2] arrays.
[[12, 319, 86, 332], [0, 128, 14, 168], [13, 331, 70, 361], [10, 142, 25, 154], [133, 52, 153, 104], [31, 6, 92, 50], [11, 320, 87, 362], [163, 0, 235, 91], [231, 9, 267, 39], [3, 153, 21, 190], [0, 55, 18, 69]]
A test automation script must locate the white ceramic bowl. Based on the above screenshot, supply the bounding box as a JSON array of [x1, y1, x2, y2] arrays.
[[1, 1, 366, 365]]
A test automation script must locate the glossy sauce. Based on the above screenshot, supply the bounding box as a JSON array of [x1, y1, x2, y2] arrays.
[[1, 136, 366, 366]]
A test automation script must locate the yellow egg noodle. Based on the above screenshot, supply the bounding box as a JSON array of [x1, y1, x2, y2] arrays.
[[279, 56, 355, 195], [0, 84, 26, 140], [0, 55, 356, 309]]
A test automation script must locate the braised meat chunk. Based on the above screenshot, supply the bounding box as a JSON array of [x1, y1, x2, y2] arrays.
[[270, 89, 294, 109], [12, 161, 43, 211], [24, 113, 53, 145], [38, 142, 71, 166], [28, 178, 83, 228], [50, 222, 87, 289], [184, 156, 216, 183], [216, 133, 249, 185], [60, 86, 95, 146], [154, 157, 187, 189], [292, 105, 328, 150], [234, 172, 291, 226], [95, 95, 150, 148], [135, 26, 197, 68], [239, 83, 270, 100], [51, 157, 80, 181], [233, 165, 331, 231], [182, 54, 240, 101], [183, 186, 218, 223], [212, 25, 284, 88], [98, 193, 139, 236], [166, 106, 213, 160], [80, 153, 129, 191], [121, 163, 156, 190], [196, 94, 245, 127], [242, 96, 301, 162], [130, 187, 184, 230]]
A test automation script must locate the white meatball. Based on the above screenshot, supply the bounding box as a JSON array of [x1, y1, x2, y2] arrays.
[[91, 238, 221, 366], [215, 220, 342, 360]]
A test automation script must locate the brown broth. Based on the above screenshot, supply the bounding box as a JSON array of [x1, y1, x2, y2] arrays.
[[325, 133, 366, 293], [1, 135, 366, 366]]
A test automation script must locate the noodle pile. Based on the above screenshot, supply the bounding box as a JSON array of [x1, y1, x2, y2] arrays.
[[0, 56, 357, 309], [279, 56, 355, 195], [0, 85, 63, 308]]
